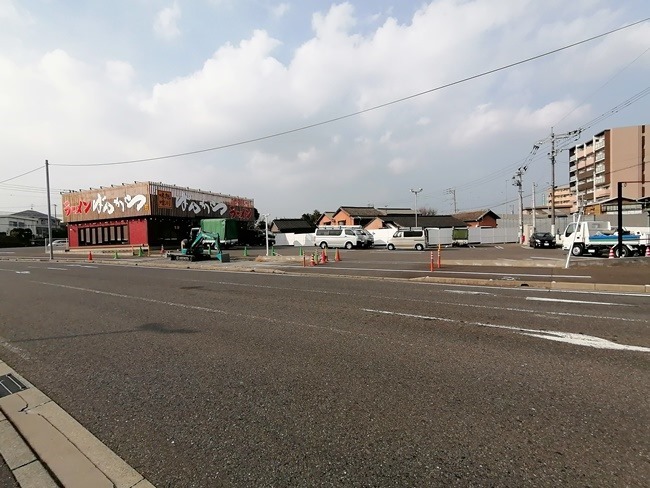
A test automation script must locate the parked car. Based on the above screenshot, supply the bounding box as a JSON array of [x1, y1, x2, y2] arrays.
[[529, 232, 556, 248], [386, 229, 426, 251], [354, 229, 374, 248], [46, 239, 69, 248], [314, 227, 362, 249]]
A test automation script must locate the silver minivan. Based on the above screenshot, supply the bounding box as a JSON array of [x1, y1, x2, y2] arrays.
[[314, 227, 361, 249], [386, 229, 426, 251]]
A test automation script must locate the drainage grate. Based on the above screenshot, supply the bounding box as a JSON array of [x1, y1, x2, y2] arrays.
[[0, 373, 28, 399]]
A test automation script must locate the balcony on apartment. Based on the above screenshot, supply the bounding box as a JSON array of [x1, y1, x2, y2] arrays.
[[594, 188, 610, 199]]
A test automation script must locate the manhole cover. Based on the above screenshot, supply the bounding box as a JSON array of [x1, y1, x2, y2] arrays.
[[0, 373, 28, 398]]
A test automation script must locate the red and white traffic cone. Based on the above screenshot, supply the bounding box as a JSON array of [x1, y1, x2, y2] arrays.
[[608, 246, 615, 259], [645, 246, 650, 257], [310, 254, 316, 266]]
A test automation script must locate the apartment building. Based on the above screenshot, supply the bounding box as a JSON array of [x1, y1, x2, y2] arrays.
[[568, 124, 648, 213], [546, 184, 574, 212]]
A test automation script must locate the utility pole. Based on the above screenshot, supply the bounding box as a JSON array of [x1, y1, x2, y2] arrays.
[[548, 127, 580, 237], [410, 188, 422, 228], [262, 213, 270, 256], [512, 166, 527, 244], [45, 160, 53, 260], [445, 188, 457, 213], [532, 183, 537, 232]]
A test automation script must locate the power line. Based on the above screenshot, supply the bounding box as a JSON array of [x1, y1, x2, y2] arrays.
[[0, 166, 44, 185], [554, 45, 650, 127], [49, 17, 649, 168], [453, 84, 650, 202]]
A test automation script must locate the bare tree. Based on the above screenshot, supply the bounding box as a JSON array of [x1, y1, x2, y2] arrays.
[[418, 206, 438, 216]]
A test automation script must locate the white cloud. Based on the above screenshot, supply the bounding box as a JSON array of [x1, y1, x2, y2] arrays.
[[451, 100, 590, 145], [271, 3, 290, 19], [154, 2, 181, 40], [105, 60, 134, 86], [0, 0, 32, 25], [388, 157, 415, 175], [1, 0, 648, 217]]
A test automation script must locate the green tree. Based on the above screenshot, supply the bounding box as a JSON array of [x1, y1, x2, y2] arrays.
[[301, 209, 322, 225]]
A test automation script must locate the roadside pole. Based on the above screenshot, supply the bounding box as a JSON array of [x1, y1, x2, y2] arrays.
[[45, 159, 54, 261], [564, 210, 582, 269]]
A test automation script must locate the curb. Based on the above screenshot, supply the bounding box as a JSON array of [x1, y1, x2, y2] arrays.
[[0, 360, 155, 488]]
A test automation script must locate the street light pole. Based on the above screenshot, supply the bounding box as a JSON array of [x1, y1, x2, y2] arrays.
[[410, 188, 422, 228], [263, 213, 270, 256], [45, 159, 53, 260]]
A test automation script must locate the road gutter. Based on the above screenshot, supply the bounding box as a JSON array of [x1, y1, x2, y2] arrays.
[[0, 360, 155, 488]]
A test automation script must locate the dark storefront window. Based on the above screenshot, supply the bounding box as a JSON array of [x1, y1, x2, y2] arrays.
[[78, 224, 130, 246]]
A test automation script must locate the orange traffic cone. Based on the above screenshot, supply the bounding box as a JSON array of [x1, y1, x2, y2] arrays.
[[321, 248, 328, 264], [645, 246, 650, 257], [310, 254, 316, 266], [335, 249, 341, 262], [88, 251, 93, 262], [608, 246, 615, 259]]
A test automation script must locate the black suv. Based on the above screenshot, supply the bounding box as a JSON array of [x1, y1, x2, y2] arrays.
[[529, 232, 556, 248]]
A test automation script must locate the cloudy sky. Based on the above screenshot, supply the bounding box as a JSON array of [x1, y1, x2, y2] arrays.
[[1, 0, 649, 220]]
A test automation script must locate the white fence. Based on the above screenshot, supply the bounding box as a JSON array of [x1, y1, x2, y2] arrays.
[[274, 227, 522, 247], [274, 232, 315, 247]]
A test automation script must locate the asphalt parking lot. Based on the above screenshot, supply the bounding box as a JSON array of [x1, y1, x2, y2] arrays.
[[2, 242, 649, 288]]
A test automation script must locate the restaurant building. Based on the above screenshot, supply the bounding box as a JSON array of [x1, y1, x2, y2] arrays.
[[62, 182, 254, 248]]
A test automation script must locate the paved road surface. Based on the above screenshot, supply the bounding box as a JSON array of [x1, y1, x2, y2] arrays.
[[0, 260, 648, 486]]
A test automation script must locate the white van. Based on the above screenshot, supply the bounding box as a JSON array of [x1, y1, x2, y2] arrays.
[[314, 227, 362, 249], [386, 229, 426, 251]]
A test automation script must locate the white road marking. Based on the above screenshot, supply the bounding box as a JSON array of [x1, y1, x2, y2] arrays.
[[422, 282, 650, 299], [66, 264, 97, 269], [363, 308, 650, 352], [273, 264, 593, 279], [46, 267, 68, 271], [172, 277, 648, 323], [30, 281, 408, 346], [15, 271, 30, 274], [526, 297, 630, 306], [435, 270, 592, 279], [0, 335, 31, 360], [444, 290, 493, 295]]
